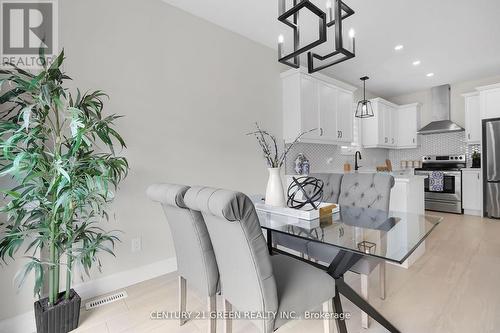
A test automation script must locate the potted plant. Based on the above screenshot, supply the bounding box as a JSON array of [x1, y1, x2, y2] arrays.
[[0, 50, 128, 333], [247, 123, 315, 207]]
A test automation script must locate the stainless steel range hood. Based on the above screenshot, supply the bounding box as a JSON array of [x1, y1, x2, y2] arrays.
[[417, 84, 464, 135]]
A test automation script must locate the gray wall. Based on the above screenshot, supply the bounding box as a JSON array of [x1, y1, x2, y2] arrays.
[[0, 0, 282, 321]]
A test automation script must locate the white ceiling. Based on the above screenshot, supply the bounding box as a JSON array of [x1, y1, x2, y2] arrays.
[[162, 0, 500, 98]]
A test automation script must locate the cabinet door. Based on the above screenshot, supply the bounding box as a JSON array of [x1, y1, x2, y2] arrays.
[[389, 106, 398, 146], [480, 88, 500, 120], [465, 95, 481, 143], [397, 106, 418, 147], [381, 104, 392, 146], [337, 89, 353, 142], [360, 101, 381, 147], [300, 76, 319, 140], [318, 81, 338, 141], [462, 171, 481, 211]]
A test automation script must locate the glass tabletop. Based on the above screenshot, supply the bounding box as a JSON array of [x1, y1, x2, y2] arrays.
[[254, 200, 443, 264]]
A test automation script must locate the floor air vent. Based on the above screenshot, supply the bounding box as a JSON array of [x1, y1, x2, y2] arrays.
[[85, 290, 128, 310]]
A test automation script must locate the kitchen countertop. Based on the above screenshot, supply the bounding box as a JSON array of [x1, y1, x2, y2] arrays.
[[289, 169, 426, 182]]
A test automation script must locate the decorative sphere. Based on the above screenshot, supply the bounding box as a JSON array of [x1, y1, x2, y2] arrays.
[[287, 176, 324, 210]]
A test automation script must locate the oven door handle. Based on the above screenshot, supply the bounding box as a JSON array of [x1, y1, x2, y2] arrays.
[[415, 171, 461, 177]]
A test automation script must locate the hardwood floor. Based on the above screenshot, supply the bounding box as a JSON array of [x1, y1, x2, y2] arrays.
[[73, 213, 500, 333]]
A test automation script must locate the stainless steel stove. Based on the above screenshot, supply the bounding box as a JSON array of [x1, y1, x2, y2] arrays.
[[414, 154, 466, 214]]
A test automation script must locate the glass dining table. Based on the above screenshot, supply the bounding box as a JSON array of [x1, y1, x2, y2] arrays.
[[253, 198, 443, 333]]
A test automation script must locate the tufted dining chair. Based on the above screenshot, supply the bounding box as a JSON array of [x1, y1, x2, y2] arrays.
[[147, 183, 219, 332], [273, 173, 344, 257], [307, 173, 395, 328], [185, 186, 340, 333]]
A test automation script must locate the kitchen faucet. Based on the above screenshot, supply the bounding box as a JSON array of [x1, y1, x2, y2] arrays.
[[355, 151, 362, 171]]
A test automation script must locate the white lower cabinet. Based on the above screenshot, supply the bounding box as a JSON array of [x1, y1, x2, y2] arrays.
[[462, 169, 482, 216]]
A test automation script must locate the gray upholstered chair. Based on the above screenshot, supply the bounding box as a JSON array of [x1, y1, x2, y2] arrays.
[[184, 186, 339, 333], [273, 173, 344, 257], [147, 183, 219, 332], [307, 173, 395, 328]]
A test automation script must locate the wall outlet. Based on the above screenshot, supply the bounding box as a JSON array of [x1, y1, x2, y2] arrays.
[[131, 237, 142, 253]]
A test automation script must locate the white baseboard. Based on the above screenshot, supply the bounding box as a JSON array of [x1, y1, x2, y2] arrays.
[[464, 209, 482, 216], [0, 257, 177, 333]]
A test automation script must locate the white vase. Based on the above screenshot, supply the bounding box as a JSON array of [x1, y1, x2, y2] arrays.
[[265, 167, 285, 207]]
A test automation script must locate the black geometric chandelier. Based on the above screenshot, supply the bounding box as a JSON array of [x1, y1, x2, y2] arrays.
[[355, 76, 374, 118], [278, 0, 356, 73]]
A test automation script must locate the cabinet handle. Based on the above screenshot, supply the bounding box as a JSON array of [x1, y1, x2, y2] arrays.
[[478, 173, 480, 180], [412, 138, 415, 143], [340, 131, 343, 138], [392, 138, 394, 144], [468, 133, 471, 139], [385, 137, 388, 143], [319, 128, 324, 136]]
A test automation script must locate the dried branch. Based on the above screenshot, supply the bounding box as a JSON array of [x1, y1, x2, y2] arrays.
[[248, 123, 318, 169], [278, 128, 317, 168]]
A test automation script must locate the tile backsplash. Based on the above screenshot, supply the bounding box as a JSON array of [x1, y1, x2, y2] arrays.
[[388, 132, 480, 169], [286, 132, 480, 175], [285, 143, 388, 174]]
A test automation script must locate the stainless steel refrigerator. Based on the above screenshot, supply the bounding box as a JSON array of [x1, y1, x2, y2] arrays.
[[485, 119, 500, 218]]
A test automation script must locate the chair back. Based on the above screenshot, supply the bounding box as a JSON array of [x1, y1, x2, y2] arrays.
[[308, 173, 343, 203], [147, 183, 219, 296], [339, 173, 395, 211], [184, 186, 278, 333]]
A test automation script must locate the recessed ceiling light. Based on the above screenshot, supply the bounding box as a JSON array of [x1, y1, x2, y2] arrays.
[[412, 60, 421, 66], [426, 73, 434, 77], [394, 44, 404, 51]]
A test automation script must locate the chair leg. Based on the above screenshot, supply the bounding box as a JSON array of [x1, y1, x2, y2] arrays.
[[208, 295, 217, 333], [179, 276, 187, 326], [379, 262, 386, 300], [322, 299, 340, 333], [224, 298, 232, 333], [360, 274, 369, 329]]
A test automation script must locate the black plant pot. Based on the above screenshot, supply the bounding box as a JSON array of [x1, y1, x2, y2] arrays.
[[34, 289, 81, 333]]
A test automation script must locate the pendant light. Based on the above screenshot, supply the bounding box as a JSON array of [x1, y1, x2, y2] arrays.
[[355, 76, 374, 118]]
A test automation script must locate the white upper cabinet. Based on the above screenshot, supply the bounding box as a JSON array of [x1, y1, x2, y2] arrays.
[[477, 83, 500, 120], [361, 98, 420, 149], [299, 75, 319, 141], [397, 104, 421, 148], [337, 88, 354, 142], [317, 80, 338, 141], [463, 92, 481, 144], [382, 100, 397, 147], [282, 69, 356, 144]]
